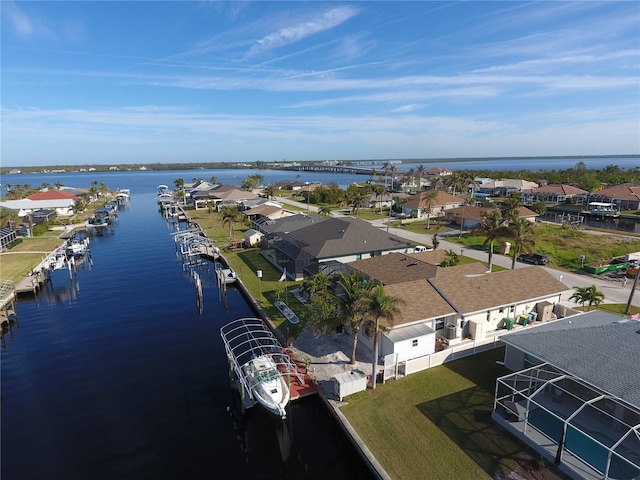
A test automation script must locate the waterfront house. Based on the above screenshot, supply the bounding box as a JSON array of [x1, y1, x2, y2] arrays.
[[575, 183, 640, 211], [343, 255, 568, 378], [191, 184, 258, 210], [494, 311, 640, 480], [520, 184, 588, 205], [0, 199, 76, 217], [261, 217, 417, 280], [477, 179, 539, 197]]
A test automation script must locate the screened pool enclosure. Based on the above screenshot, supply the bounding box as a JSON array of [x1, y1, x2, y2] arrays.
[[493, 363, 640, 480]]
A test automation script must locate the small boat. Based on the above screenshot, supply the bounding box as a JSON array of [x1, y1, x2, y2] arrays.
[[48, 250, 68, 271], [242, 354, 290, 418], [65, 236, 90, 257], [216, 267, 237, 284]]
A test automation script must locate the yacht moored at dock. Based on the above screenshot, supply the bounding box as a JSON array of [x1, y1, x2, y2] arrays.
[[220, 318, 305, 419]]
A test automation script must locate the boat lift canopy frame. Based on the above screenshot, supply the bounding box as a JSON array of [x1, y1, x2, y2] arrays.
[[220, 318, 303, 402]]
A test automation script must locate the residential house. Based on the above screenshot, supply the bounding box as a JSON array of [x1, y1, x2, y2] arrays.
[[401, 191, 464, 219], [191, 184, 258, 210], [244, 202, 297, 226], [343, 255, 568, 375], [477, 179, 539, 197], [575, 183, 640, 211], [27, 189, 79, 202], [261, 217, 417, 280], [425, 167, 452, 177], [254, 213, 326, 236], [446, 205, 539, 230], [365, 192, 393, 211], [494, 311, 640, 480], [0, 199, 76, 217], [520, 184, 588, 205]]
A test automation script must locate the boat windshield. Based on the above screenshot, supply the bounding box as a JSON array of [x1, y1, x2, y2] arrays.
[[256, 368, 279, 383]]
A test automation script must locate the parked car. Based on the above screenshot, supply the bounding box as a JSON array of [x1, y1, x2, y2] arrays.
[[518, 253, 549, 265]]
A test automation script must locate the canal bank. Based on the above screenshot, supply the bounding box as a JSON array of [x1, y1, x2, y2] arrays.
[[177, 204, 392, 480]]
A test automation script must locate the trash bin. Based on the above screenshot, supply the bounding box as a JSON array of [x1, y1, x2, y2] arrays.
[[519, 315, 528, 326], [504, 318, 514, 330]]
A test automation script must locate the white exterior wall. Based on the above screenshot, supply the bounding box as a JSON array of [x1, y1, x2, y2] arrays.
[[462, 295, 562, 335], [391, 332, 436, 362], [319, 248, 413, 264]]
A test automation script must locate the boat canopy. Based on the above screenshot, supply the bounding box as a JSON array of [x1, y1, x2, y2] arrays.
[[220, 318, 303, 401]]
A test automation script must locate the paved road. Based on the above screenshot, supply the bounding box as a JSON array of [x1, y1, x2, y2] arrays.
[[273, 195, 640, 309]]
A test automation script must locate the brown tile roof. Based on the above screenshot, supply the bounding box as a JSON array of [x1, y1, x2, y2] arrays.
[[430, 266, 566, 314], [405, 250, 449, 264], [595, 184, 640, 202], [28, 190, 79, 201]]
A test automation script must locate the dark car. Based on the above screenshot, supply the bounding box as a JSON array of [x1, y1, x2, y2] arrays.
[[518, 253, 549, 265]]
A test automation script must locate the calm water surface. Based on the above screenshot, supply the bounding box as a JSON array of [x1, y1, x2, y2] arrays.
[[1, 189, 374, 480]]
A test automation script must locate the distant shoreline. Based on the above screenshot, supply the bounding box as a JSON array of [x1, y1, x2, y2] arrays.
[[2, 153, 638, 174]]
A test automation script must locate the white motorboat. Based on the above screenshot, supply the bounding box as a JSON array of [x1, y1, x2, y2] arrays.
[[66, 236, 90, 256], [216, 267, 237, 284], [48, 250, 68, 271], [242, 355, 290, 418]]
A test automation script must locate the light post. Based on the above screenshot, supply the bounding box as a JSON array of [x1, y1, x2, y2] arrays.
[[579, 255, 585, 268], [306, 182, 310, 213], [256, 270, 263, 304]]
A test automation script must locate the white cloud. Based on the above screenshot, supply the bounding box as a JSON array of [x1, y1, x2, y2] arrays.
[[4, 2, 33, 36], [246, 6, 359, 58]]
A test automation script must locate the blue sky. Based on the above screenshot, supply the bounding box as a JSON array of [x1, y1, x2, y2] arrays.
[[1, 1, 639, 167]]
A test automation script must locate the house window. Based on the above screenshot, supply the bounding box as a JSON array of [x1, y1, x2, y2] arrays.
[[356, 254, 362, 260], [412, 339, 418, 347], [435, 317, 445, 331]]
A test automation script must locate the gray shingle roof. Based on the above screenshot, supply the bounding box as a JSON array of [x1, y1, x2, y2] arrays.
[[500, 311, 640, 408], [290, 217, 415, 259]]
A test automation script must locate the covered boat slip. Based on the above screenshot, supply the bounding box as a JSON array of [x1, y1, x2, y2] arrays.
[[493, 363, 640, 480], [220, 318, 304, 411]]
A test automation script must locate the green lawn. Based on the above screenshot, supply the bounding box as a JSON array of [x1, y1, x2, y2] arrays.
[[448, 223, 640, 271], [341, 348, 551, 480]]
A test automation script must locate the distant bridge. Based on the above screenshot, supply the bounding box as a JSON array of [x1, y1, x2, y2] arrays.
[[277, 164, 379, 175]]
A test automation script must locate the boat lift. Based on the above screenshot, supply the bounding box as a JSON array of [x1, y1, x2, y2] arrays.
[[220, 318, 304, 411]]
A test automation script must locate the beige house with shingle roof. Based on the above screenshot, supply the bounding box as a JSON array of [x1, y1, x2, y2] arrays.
[[401, 190, 464, 219], [346, 256, 568, 371]]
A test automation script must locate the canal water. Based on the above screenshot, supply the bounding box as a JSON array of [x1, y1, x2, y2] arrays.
[[0, 184, 375, 480]]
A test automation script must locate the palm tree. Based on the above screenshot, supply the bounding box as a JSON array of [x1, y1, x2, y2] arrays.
[[421, 190, 439, 230], [337, 271, 374, 365], [473, 210, 509, 271], [507, 218, 536, 269], [585, 284, 605, 310], [174, 178, 186, 204], [569, 286, 589, 310], [206, 200, 215, 218], [263, 183, 276, 200], [346, 190, 366, 218], [501, 196, 522, 223], [372, 185, 385, 214], [219, 205, 241, 238], [367, 284, 401, 389], [569, 285, 605, 311], [382, 162, 390, 190], [318, 205, 333, 216], [301, 272, 331, 302], [416, 164, 424, 192]]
